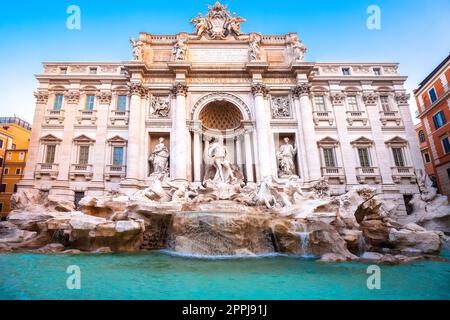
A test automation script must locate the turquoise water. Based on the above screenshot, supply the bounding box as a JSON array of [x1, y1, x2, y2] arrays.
[[1, 251, 449, 300]]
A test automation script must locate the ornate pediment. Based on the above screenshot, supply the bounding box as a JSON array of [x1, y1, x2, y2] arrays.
[[385, 136, 408, 146], [73, 135, 96, 144], [40, 134, 62, 143], [317, 136, 340, 147], [351, 136, 374, 146], [107, 135, 128, 145], [190, 2, 246, 39]]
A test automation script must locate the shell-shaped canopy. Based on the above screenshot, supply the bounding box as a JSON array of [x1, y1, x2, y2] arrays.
[[199, 101, 243, 130]]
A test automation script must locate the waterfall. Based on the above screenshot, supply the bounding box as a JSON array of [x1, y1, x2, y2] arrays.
[[358, 234, 367, 256], [298, 231, 311, 257]]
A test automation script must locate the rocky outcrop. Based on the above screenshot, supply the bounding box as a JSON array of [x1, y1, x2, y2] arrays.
[[11, 189, 75, 212], [388, 223, 442, 254]]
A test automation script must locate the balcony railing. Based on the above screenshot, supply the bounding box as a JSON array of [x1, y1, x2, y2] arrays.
[[69, 164, 93, 180], [356, 166, 381, 184], [44, 109, 65, 124], [391, 166, 416, 184], [346, 110, 368, 126], [110, 110, 129, 125], [321, 167, 345, 184], [379, 110, 401, 125], [104, 165, 127, 181], [313, 111, 334, 126], [77, 109, 97, 125], [35, 163, 59, 180]]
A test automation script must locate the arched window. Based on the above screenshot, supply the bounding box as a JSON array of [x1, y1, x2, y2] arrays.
[[418, 130, 426, 143]]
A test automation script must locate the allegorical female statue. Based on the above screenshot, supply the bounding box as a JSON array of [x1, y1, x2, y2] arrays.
[[149, 137, 169, 175], [277, 137, 297, 177]]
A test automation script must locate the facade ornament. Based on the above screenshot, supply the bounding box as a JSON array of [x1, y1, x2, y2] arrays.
[[362, 92, 378, 105], [330, 92, 345, 105], [64, 91, 80, 104], [310, 178, 331, 199], [97, 91, 112, 104], [172, 38, 188, 61], [190, 2, 246, 39], [290, 34, 307, 62], [395, 92, 410, 105], [249, 34, 262, 62], [277, 137, 297, 177], [149, 137, 170, 177], [130, 37, 144, 61], [251, 83, 268, 96], [130, 82, 146, 96], [150, 96, 171, 118], [291, 83, 311, 97], [171, 82, 188, 96], [34, 91, 49, 104], [271, 96, 291, 118]]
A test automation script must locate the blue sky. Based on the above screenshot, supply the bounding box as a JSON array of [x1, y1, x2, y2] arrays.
[[1, 0, 449, 122]]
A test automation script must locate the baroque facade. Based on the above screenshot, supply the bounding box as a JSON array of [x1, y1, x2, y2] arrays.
[[19, 2, 424, 216]]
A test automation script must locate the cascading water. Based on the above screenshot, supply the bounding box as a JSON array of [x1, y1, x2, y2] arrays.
[[298, 231, 312, 258], [358, 234, 367, 256]]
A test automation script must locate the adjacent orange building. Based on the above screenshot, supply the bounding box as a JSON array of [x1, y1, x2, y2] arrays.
[[0, 117, 32, 218], [414, 53, 450, 199]]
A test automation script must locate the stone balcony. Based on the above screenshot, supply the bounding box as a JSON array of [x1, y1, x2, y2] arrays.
[[391, 166, 416, 184], [104, 165, 127, 181], [69, 164, 93, 180], [35, 163, 59, 180], [313, 111, 334, 126], [321, 167, 345, 184], [110, 110, 129, 125], [356, 167, 382, 184], [44, 109, 65, 125], [346, 110, 368, 126], [77, 110, 97, 125], [379, 111, 402, 126]]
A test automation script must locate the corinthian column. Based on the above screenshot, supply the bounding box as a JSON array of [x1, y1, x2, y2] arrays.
[[171, 82, 188, 181], [292, 83, 321, 181], [251, 83, 272, 179], [125, 82, 144, 183]]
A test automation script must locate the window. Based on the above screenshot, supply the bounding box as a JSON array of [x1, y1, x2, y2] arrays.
[[432, 111, 446, 129], [78, 146, 90, 165], [447, 168, 450, 180], [342, 68, 351, 76], [373, 68, 381, 76], [117, 95, 127, 111], [0, 202, 3, 212], [428, 87, 438, 103], [0, 139, 3, 148], [120, 67, 127, 75], [418, 130, 426, 143], [89, 67, 97, 75], [11, 144, 16, 150], [19, 152, 25, 161], [54, 94, 64, 110], [45, 145, 56, 164], [85, 95, 95, 110], [113, 146, 124, 166], [347, 96, 359, 111], [0, 184, 5, 192], [424, 153, 431, 163], [6, 152, 12, 160], [323, 148, 336, 167], [392, 148, 406, 167], [357, 148, 371, 167], [442, 136, 450, 154], [60, 67, 67, 74], [380, 96, 390, 112], [3, 168, 9, 175], [314, 96, 327, 112], [0, 158, 3, 166], [13, 184, 18, 193], [15, 168, 21, 175]]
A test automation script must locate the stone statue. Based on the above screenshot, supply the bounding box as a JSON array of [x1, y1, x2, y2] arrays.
[[416, 169, 437, 202], [207, 137, 236, 184], [190, 13, 208, 37], [277, 137, 297, 177], [130, 37, 144, 61], [226, 12, 246, 35], [254, 176, 280, 209], [173, 38, 188, 61], [149, 138, 169, 176], [249, 35, 261, 61], [310, 178, 330, 199], [291, 35, 307, 62], [167, 181, 198, 203]]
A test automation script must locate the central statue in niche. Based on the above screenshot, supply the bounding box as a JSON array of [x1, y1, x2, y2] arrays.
[[207, 137, 237, 183]]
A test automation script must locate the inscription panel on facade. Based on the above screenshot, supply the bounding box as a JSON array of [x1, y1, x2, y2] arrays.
[[189, 48, 249, 63]]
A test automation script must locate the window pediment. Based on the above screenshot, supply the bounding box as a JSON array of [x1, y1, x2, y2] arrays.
[[385, 136, 408, 147], [351, 136, 374, 146], [40, 134, 62, 144], [107, 135, 128, 146], [318, 136, 339, 147], [73, 135, 96, 144]]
